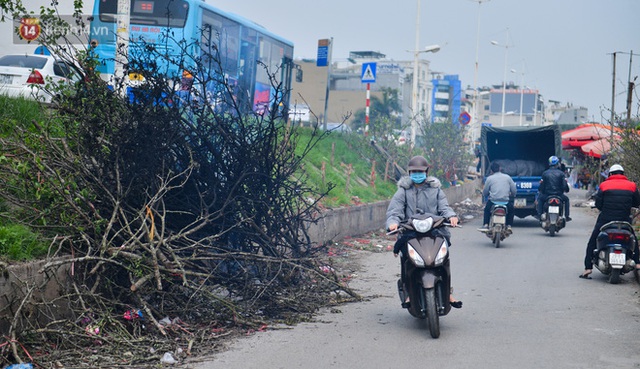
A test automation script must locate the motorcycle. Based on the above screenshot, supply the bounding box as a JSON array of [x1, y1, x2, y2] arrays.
[[388, 213, 458, 339], [484, 201, 511, 248], [592, 220, 637, 284], [539, 195, 566, 236]]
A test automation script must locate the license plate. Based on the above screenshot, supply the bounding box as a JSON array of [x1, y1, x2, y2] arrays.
[[0, 74, 12, 84], [549, 206, 560, 214], [514, 198, 526, 208], [492, 215, 506, 224], [609, 252, 626, 266]]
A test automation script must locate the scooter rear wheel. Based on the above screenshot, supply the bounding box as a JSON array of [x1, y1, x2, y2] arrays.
[[493, 233, 501, 248], [608, 269, 621, 284], [425, 288, 440, 338]]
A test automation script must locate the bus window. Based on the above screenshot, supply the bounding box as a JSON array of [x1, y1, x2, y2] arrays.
[[239, 27, 258, 101], [99, 0, 189, 27], [219, 18, 239, 78]]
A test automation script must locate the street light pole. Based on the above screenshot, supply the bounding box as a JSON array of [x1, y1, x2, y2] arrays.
[[511, 62, 525, 126], [471, 0, 490, 142], [491, 29, 512, 127], [410, 44, 441, 148], [410, 0, 421, 148]]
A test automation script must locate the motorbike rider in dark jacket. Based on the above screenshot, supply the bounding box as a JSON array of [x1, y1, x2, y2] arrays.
[[386, 155, 462, 308], [537, 156, 571, 221], [580, 164, 640, 279]]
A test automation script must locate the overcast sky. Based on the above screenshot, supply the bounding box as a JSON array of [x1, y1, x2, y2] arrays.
[[213, 0, 639, 123], [2, 0, 638, 123]]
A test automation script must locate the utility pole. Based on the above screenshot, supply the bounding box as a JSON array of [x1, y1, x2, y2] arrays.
[[610, 50, 639, 130], [322, 38, 333, 131], [610, 51, 617, 129], [625, 50, 635, 126]]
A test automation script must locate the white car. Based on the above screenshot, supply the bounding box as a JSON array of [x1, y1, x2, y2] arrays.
[[0, 53, 76, 103]]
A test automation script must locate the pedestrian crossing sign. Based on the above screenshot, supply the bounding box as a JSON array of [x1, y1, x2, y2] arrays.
[[361, 62, 376, 83]]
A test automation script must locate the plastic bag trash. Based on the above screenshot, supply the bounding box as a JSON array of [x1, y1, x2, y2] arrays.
[[160, 352, 177, 365], [5, 364, 34, 369], [158, 317, 172, 326]]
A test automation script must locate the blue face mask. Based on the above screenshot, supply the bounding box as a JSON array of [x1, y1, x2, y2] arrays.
[[410, 172, 427, 184]]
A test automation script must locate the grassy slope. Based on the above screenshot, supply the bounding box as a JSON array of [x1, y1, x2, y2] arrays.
[[295, 129, 398, 208]]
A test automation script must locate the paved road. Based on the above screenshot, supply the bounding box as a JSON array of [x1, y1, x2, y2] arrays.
[[187, 188, 640, 369]]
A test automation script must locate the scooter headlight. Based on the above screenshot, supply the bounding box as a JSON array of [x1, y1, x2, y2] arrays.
[[434, 244, 448, 266], [412, 217, 434, 233], [407, 244, 426, 267]]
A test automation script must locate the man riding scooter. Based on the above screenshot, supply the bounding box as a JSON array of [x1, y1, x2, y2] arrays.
[[537, 156, 571, 221], [386, 155, 462, 309], [478, 161, 516, 233]]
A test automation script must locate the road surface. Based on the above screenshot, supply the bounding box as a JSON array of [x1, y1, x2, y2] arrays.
[[186, 188, 640, 369]]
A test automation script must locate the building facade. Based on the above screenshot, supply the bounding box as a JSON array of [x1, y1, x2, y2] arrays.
[[431, 75, 462, 124], [289, 51, 435, 132]]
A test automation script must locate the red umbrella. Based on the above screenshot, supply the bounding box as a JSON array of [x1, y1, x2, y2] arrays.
[[581, 135, 619, 158], [561, 123, 617, 150]]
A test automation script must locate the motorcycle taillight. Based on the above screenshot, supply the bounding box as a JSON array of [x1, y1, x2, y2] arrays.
[[494, 208, 506, 216], [608, 232, 630, 243], [549, 198, 560, 205]]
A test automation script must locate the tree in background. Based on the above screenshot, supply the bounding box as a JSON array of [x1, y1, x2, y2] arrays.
[[610, 108, 640, 183], [418, 120, 473, 186], [351, 87, 402, 136]]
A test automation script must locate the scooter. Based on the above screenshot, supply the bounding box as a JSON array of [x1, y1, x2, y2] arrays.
[[484, 201, 511, 248], [592, 220, 637, 284], [388, 213, 458, 339], [539, 195, 566, 237]]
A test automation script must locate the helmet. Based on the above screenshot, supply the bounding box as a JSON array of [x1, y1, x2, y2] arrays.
[[407, 155, 429, 172], [548, 156, 560, 166], [609, 164, 624, 174]]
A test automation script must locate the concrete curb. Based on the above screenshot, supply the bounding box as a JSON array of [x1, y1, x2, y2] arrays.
[[306, 178, 482, 245]]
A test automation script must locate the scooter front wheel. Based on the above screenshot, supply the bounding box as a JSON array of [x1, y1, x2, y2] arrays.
[[425, 288, 440, 338]]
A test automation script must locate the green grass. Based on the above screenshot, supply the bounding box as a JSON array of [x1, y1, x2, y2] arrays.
[[0, 95, 399, 259], [0, 95, 45, 135], [296, 129, 398, 208], [0, 223, 49, 262]]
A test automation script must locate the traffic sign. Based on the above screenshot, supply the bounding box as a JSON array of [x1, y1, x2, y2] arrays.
[[361, 62, 376, 83], [459, 112, 471, 126], [317, 39, 329, 67]]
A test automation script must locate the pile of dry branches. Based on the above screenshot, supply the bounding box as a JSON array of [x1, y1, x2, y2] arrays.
[[0, 35, 358, 367]]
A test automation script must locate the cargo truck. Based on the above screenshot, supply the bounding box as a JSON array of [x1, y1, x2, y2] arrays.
[[480, 125, 563, 219]]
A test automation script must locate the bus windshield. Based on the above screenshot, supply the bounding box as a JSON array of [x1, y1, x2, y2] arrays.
[[99, 0, 189, 27]]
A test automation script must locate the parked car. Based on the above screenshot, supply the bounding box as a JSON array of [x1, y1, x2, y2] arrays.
[[0, 53, 76, 103]]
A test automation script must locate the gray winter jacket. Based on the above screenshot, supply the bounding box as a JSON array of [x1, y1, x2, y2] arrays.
[[385, 176, 457, 233], [482, 171, 516, 202]]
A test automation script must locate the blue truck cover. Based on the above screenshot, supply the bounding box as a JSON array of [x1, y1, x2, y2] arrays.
[[480, 125, 562, 218]]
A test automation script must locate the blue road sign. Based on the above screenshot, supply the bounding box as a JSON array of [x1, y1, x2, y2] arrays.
[[361, 62, 376, 83], [317, 39, 329, 67], [459, 112, 471, 125]]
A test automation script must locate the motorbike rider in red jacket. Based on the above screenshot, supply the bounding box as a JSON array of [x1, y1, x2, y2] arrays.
[[580, 164, 640, 279]]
